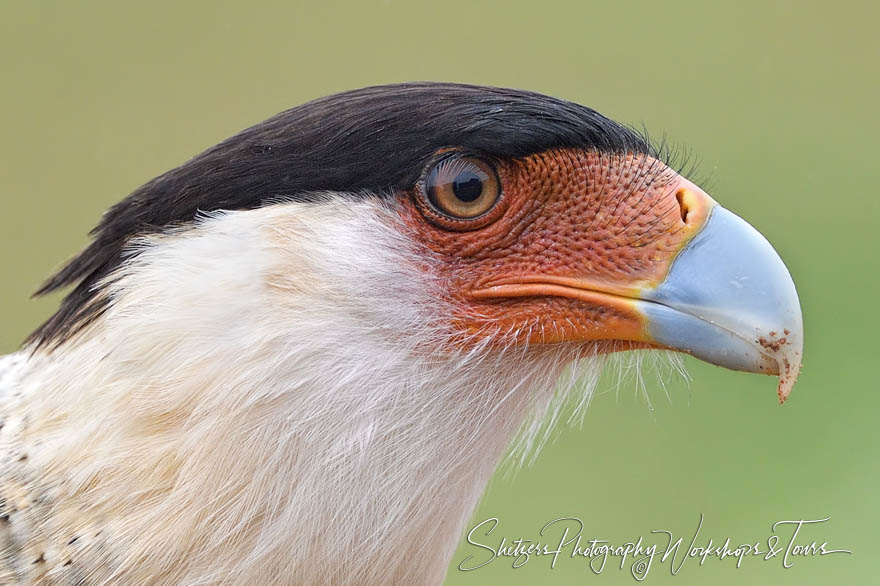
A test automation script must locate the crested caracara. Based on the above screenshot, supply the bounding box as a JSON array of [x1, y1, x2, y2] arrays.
[[0, 83, 802, 585]]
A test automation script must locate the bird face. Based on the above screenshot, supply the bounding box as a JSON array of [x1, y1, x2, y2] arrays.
[[399, 148, 706, 343], [398, 148, 801, 401]]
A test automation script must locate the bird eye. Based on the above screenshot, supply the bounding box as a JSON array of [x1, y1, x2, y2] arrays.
[[422, 156, 501, 221]]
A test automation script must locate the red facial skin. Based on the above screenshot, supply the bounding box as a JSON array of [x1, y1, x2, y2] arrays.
[[396, 148, 714, 353]]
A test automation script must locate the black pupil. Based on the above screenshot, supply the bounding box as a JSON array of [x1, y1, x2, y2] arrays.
[[452, 171, 484, 203]]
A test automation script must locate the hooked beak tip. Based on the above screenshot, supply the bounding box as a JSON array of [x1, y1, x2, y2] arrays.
[[641, 204, 804, 402]]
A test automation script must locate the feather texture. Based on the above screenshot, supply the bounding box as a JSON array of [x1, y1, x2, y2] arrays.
[[0, 197, 605, 584]]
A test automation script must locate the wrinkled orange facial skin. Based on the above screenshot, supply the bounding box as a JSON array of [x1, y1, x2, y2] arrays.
[[397, 148, 703, 350]]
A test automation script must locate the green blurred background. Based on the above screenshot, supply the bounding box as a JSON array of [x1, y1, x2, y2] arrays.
[[1, 1, 876, 584]]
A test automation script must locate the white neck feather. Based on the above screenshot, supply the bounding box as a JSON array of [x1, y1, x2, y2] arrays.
[[3, 198, 604, 584]]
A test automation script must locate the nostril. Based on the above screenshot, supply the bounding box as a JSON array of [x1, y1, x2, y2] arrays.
[[675, 189, 689, 223]]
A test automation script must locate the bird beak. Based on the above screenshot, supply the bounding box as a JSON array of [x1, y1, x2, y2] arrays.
[[469, 177, 803, 403], [635, 182, 803, 403]]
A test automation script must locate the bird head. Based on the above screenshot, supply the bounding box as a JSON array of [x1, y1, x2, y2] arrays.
[[32, 82, 802, 401]]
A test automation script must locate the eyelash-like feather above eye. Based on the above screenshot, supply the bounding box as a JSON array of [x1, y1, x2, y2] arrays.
[[416, 155, 505, 230]]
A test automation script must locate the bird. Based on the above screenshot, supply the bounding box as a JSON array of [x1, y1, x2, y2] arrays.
[[0, 82, 802, 585]]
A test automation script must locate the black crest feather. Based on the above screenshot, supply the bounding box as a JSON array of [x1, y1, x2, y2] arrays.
[[29, 82, 651, 347]]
